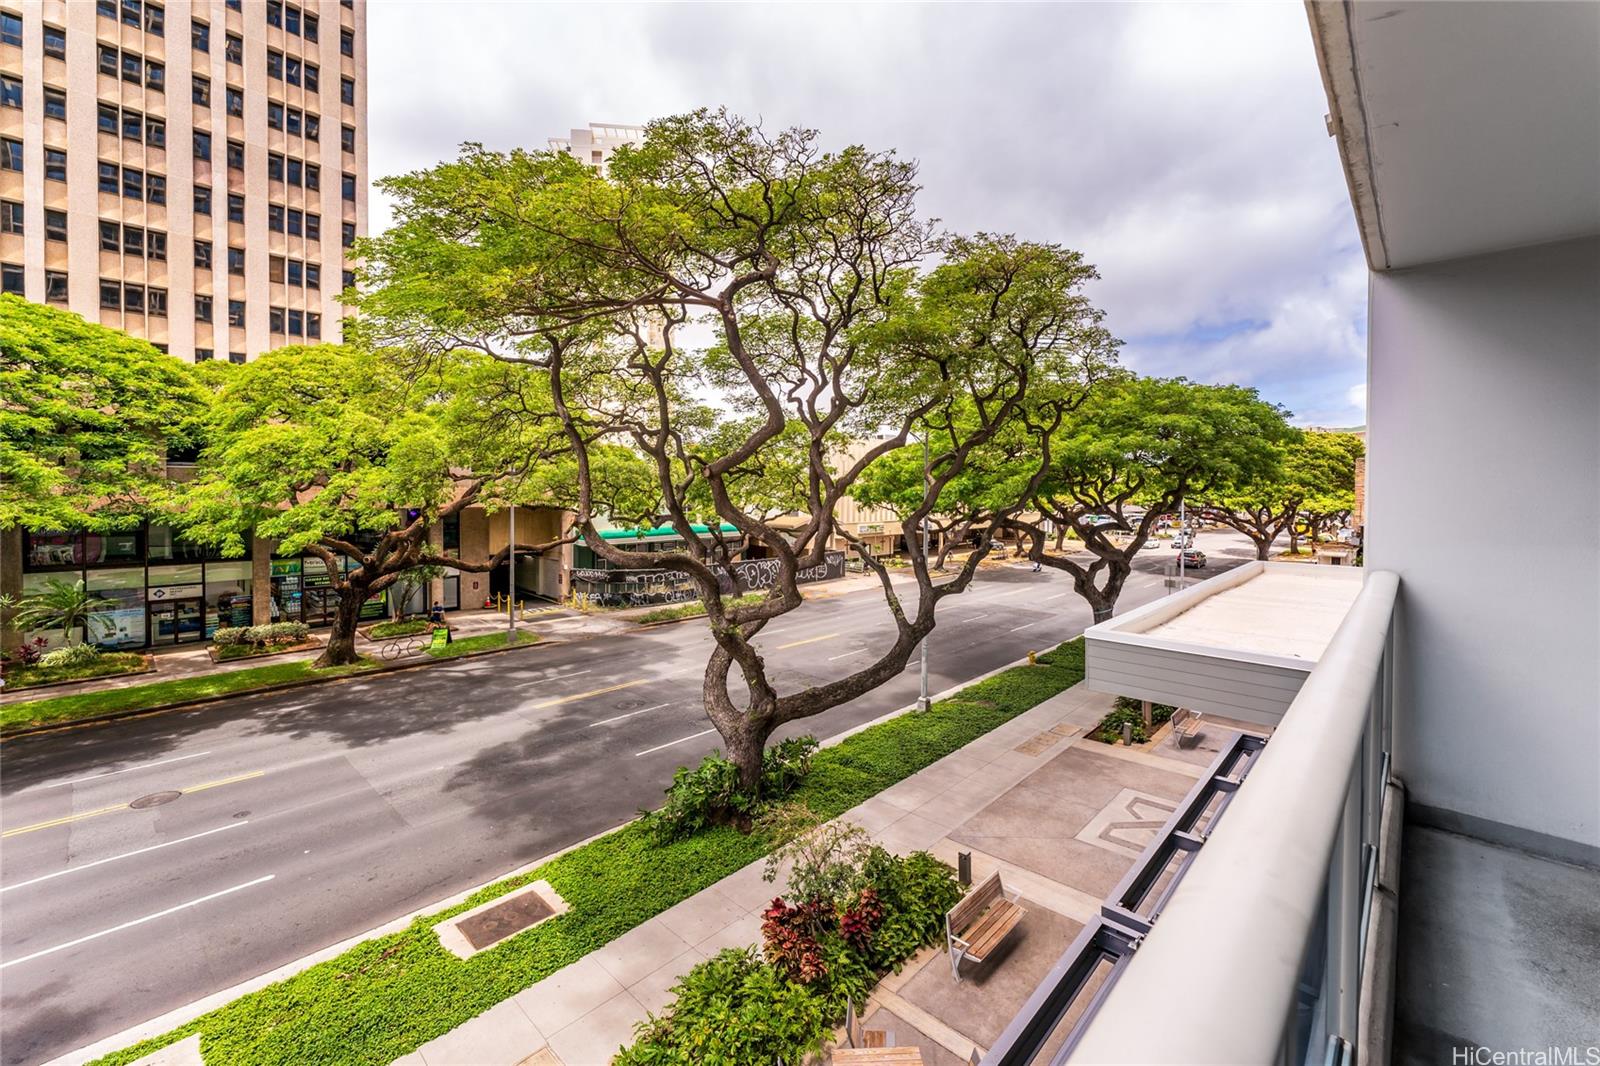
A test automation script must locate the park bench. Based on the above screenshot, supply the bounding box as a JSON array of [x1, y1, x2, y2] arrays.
[[1172, 707, 1205, 748], [945, 870, 1025, 980]]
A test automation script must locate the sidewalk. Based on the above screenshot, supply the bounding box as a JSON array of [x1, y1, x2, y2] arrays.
[[386, 684, 1266, 1066], [0, 607, 628, 706]]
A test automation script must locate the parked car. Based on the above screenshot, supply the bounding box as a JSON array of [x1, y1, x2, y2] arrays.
[[1180, 549, 1207, 568]]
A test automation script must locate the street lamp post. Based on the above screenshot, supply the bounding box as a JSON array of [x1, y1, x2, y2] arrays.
[[1178, 498, 1186, 588], [917, 435, 931, 712], [507, 502, 517, 646]]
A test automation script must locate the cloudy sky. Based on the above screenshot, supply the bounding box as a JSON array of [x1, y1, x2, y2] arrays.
[[369, 2, 1368, 427]]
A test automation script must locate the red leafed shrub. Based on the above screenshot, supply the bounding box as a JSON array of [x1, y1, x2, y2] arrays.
[[839, 887, 884, 952], [761, 897, 830, 984]]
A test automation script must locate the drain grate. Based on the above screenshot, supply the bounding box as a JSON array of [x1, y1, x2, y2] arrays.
[[128, 790, 183, 809]]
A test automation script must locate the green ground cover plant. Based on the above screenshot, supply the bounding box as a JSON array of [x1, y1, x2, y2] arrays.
[[93, 638, 1085, 1066], [1087, 694, 1177, 744], [2, 651, 147, 690], [425, 630, 539, 658], [367, 618, 433, 639], [633, 592, 766, 625], [1, 660, 375, 733]]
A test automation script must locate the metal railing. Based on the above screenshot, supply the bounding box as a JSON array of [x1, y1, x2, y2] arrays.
[[982, 570, 1399, 1066]]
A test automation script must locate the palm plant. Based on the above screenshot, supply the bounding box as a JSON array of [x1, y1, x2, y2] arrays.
[[13, 579, 99, 645]]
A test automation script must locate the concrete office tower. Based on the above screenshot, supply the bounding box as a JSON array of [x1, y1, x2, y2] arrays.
[[0, 0, 368, 363], [548, 122, 643, 173]]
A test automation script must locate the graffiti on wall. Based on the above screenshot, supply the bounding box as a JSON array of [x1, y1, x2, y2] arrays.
[[570, 552, 846, 607]]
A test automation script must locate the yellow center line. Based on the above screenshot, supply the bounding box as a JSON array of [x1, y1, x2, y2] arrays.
[[1, 770, 267, 838], [775, 633, 841, 651], [532, 679, 649, 709]]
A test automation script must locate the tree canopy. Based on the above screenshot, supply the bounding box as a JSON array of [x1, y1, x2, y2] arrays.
[[0, 296, 207, 532]]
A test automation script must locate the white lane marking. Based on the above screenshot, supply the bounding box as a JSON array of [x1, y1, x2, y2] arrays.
[[826, 651, 857, 661], [1043, 592, 1072, 602], [1, 822, 250, 893], [589, 703, 672, 728], [0, 875, 275, 970], [961, 613, 990, 621], [542, 668, 592, 682], [634, 729, 716, 758], [1010, 622, 1038, 632], [34, 751, 213, 791]]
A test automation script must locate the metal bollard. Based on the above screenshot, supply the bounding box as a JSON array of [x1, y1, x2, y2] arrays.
[[1121, 722, 1133, 746], [958, 851, 972, 886]]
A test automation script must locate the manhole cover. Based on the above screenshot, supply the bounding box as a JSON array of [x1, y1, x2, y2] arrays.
[[456, 892, 555, 950], [129, 790, 183, 809]]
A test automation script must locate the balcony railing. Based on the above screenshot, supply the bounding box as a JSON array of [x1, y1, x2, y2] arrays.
[[985, 569, 1399, 1065]]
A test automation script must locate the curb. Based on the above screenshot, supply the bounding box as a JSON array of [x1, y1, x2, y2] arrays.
[[0, 636, 559, 741], [47, 642, 1071, 1066]]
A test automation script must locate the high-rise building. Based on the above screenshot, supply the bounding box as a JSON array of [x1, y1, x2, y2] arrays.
[[548, 121, 642, 173], [0, 0, 367, 363]]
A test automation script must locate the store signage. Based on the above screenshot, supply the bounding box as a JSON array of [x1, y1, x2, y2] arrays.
[[147, 584, 203, 601], [857, 523, 885, 535], [270, 559, 303, 576]]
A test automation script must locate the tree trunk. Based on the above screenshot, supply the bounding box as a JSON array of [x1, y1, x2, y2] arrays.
[[316, 587, 366, 667], [1288, 525, 1301, 554], [1252, 532, 1272, 561], [725, 719, 770, 795], [1054, 525, 1067, 551]]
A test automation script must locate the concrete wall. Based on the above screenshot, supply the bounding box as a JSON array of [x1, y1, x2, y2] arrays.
[[1367, 236, 1600, 863]]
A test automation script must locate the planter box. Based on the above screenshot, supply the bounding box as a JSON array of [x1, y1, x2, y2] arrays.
[[208, 638, 323, 664]]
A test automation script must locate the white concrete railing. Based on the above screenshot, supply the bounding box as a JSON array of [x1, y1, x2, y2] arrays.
[[1066, 570, 1399, 1065]]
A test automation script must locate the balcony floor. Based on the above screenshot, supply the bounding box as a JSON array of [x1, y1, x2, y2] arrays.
[[1395, 825, 1600, 1064]]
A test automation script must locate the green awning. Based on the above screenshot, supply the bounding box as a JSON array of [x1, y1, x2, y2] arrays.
[[597, 522, 740, 540]]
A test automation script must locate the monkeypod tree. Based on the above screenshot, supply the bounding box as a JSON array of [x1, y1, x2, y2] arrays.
[[1013, 376, 1295, 622], [177, 344, 585, 667], [1199, 428, 1362, 559], [358, 110, 1116, 793], [1292, 430, 1365, 549]]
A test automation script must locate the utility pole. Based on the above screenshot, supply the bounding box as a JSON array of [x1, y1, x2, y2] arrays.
[[507, 502, 517, 645], [917, 434, 931, 712], [1178, 498, 1186, 588]]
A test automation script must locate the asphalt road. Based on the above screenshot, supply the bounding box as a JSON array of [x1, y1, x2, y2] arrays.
[[0, 535, 1257, 1065]]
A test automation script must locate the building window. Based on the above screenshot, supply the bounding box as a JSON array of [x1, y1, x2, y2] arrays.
[[340, 77, 354, 106], [304, 114, 319, 142], [145, 60, 163, 91], [149, 230, 166, 260], [341, 173, 356, 201], [100, 219, 119, 250], [266, 0, 281, 27], [267, 101, 283, 130], [195, 348, 213, 362], [305, 213, 320, 240], [195, 293, 213, 322], [305, 262, 320, 289], [305, 163, 319, 191], [195, 239, 212, 267], [284, 4, 299, 34], [286, 107, 301, 136], [0, 75, 20, 110], [123, 225, 144, 256], [303, 11, 317, 41], [99, 103, 118, 133], [101, 279, 122, 308], [307, 312, 321, 339], [43, 87, 67, 119], [268, 254, 284, 283], [45, 148, 67, 182], [194, 185, 211, 215], [100, 161, 120, 193], [340, 269, 354, 292], [267, 204, 284, 232], [286, 258, 302, 286], [267, 152, 283, 181], [122, 109, 142, 140], [1, 138, 21, 171], [228, 351, 245, 364], [225, 86, 243, 116], [193, 130, 211, 161], [304, 64, 318, 94], [121, 50, 141, 82], [146, 117, 165, 147], [148, 287, 167, 316], [0, 10, 20, 46], [341, 222, 356, 248], [224, 32, 241, 64], [191, 19, 208, 52], [43, 23, 66, 58], [2, 263, 24, 295], [341, 124, 355, 153], [286, 56, 300, 87], [192, 74, 209, 105], [288, 308, 303, 336], [227, 193, 244, 223], [144, 2, 163, 36], [146, 173, 166, 204], [45, 270, 68, 303], [228, 246, 244, 275], [228, 299, 244, 327], [122, 167, 144, 200], [99, 45, 118, 77], [269, 306, 284, 333], [44, 209, 67, 242], [287, 158, 302, 186], [227, 140, 244, 169], [340, 28, 353, 57], [287, 208, 302, 237], [124, 283, 144, 312], [0, 200, 21, 234], [267, 49, 282, 81], [226, 0, 239, 13], [120, 0, 140, 27]]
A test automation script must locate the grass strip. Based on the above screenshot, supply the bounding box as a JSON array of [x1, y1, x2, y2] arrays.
[[367, 618, 434, 639], [634, 592, 766, 625], [94, 640, 1084, 1066], [2, 652, 148, 690], [1, 659, 376, 733], [426, 630, 540, 658]]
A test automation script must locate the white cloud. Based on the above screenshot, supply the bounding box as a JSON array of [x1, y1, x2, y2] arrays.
[[367, 1, 1367, 422]]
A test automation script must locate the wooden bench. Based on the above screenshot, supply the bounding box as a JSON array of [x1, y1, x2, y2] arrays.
[[1171, 707, 1204, 748], [945, 871, 1025, 980]]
